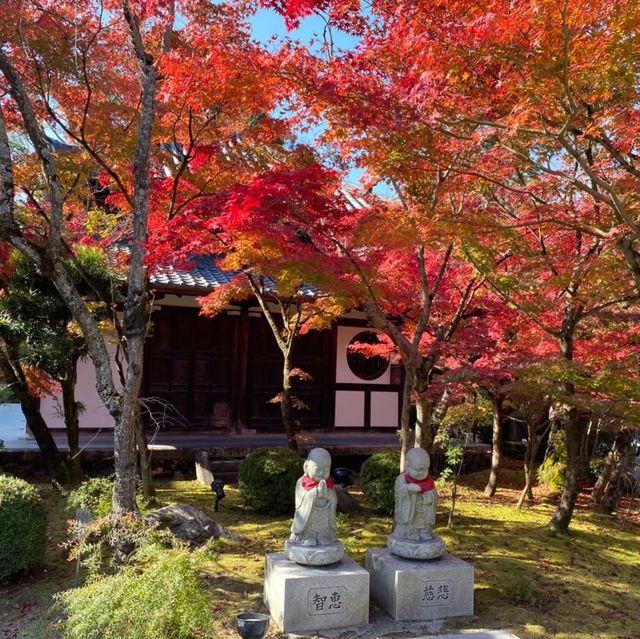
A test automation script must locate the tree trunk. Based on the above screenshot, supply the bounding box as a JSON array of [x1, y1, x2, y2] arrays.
[[399, 366, 415, 471], [578, 417, 592, 479], [447, 446, 465, 529], [517, 417, 539, 509], [591, 427, 633, 513], [111, 7, 161, 515], [581, 417, 595, 478], [414, 393, 433, 452], [136, 411, 155, 500], [549, 400, 581, 533], [484, 394, 503, 497], [60, 355, 83, 484], [281, 348, 299, 452], [431, 390, 450, 440], [115, 333, 145, 515], [415, 389, 450, 455], [549, 329, 583, 534], [0, 342, 64, 481]]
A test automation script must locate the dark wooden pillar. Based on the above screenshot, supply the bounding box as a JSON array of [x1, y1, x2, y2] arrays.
[[231, 304, 250, 433], [327, 324, 338, 429]]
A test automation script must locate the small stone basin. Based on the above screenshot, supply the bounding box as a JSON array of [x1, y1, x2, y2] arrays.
[[235, 612, 270, 639]]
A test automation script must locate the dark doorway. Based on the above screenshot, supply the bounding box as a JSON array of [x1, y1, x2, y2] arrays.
[[143, 307, 235, 431], [143, 305, 333, 432]]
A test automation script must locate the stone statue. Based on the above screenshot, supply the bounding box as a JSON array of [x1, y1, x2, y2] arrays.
[[284, 448, 345, 566], [388, 447, 445, 560]]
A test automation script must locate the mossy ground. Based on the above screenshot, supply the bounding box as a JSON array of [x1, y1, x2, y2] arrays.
[[1, 467, 638, 639]]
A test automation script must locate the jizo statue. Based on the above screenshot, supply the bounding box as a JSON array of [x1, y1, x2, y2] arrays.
[[284, 448, 345, 566], [388, 447, 445, 560]]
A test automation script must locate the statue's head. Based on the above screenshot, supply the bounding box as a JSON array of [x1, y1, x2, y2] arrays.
[[405, 448, 430, 480], [304, 448, 332, 481]]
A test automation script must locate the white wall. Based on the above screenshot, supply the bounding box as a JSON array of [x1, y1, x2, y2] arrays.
[[334, 390, 365, 428], [334, 325, 398, 428], [335, 326, 391, 384], [40, 342, 121, 430]]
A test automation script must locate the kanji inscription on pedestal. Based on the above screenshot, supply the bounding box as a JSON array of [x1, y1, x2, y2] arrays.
[[307, 586, 347, 615], [419, 579, 453, 606]]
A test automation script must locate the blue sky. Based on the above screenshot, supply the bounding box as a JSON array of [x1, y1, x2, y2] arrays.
[[249, 8, 359, 53], [248, 9, 369, 189]]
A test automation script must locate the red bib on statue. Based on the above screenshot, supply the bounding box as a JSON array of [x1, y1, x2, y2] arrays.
[[404, 473, 435, 492], [301, 476, 335, 491]]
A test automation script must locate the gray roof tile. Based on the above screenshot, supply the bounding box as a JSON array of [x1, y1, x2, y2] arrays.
[[150, 255, 318, 297], [150, 255, 237, 291]]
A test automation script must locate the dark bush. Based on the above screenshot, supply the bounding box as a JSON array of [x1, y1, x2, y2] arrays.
[[238, 447, 302, 514], [502, 441, 527, 459], [0, 475, 46, 582], [0, 385, 18, 403], [360, 451, 401, 515]]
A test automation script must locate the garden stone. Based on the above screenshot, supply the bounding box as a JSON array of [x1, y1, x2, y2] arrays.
[[335, 485, 358, 513], [145, 505, 239, 544]]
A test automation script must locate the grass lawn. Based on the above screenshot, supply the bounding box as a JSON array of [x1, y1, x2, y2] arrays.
[[1, 466, 638, 639]]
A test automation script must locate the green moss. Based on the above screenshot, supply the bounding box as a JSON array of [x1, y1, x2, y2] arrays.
[[7, 473, 640, 639]]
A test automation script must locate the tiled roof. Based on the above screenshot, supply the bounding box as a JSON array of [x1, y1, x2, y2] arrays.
[[150, 255, 317, 297], [150, 255, 237, 291]]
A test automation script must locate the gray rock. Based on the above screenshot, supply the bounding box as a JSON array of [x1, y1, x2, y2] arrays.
[[145, 505, 240, 544]]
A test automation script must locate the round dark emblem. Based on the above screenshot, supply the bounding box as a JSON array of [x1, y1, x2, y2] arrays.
[[346, 331, 389, 381]]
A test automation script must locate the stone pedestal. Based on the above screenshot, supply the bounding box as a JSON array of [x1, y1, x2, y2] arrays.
[[388, 534, 445, 560], [284, 540, 344, 566], [264, 553, 369, 634], [366, 549, 474, 621]]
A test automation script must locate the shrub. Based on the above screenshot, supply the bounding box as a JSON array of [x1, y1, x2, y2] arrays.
[[0, 474, 46, 582], [442, 397, 493, 438], [67, 477, 113, 518], [57, 543, 215, 639], [238, 447, 302, 514], [508, 571, 544, 607], [502, 441, 527, 459], [359, 451, 400, 515], [0, 384, 18, 403], [66, 513, 153, 581], [537, 428, 567, 493], [537, 456, 566, 492], [589, 456, 607, 479]]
